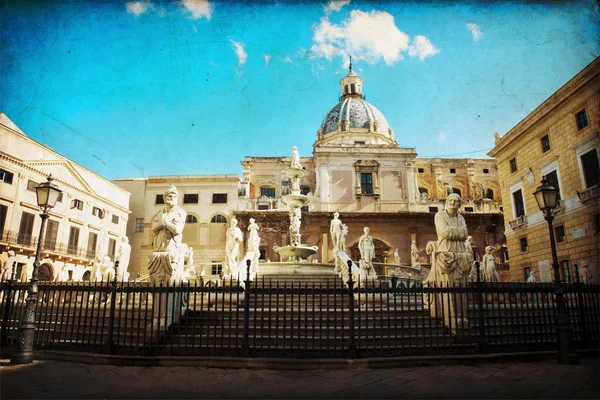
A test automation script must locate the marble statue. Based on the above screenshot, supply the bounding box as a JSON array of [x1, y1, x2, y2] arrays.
[[180, 245, 195, 281], [527, 271, 537, 283], [482, 246, 499, 282], [373, 120, 379, 132], [464, 236, 473, 254], [1, 250, 16, 281], [247, 218, 260, 253], [225, 218, 243, 276], [420, 191, 429, 202], [289, 208, 302, 246], [291, 146, 302, 169], [525, 168, 535, 186], [358, 227, 377, 278], [339, 224, 348, 253], [494, 132, 502, 142], [578, 261, 592, 283], [147, 186, 187, 284], [55, 264, 70, 282], [393, 248, 401, 265], [426, 193, 474, 328], [98, 256, 116, 282], [116, 236, 131, 281], [410, 240, 421, 267], [330, 212, 343, 254], [336, 118, 342, 131]]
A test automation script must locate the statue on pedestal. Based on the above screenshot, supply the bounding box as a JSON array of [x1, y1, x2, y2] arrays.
[[358, 227, 377, 278], [411, 240, 421, 267], [426, 193, 474, 328], [527, 271, 537, 283], [482, 246, 499, 282], [291, 146, 302, 169], [225, 218, 243, 277], [116, 236, 131, 281], [147, 186, 187, 284], [578, 261, 593, 283], [330, 212, 343, 254], [393, 248, 401, 265], [247, 218, 260, 253], [1, 250, 16, 281]]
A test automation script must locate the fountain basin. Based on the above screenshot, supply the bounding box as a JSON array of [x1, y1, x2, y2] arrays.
[[282, 193, 309, 208], [273, 244, 318, 261], [286, 167, 306, 180]]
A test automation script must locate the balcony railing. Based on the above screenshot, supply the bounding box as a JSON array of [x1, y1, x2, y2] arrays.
[[577, 185, 599, 202], [1, 230, 91, 260], [509, 215, 527, 230]]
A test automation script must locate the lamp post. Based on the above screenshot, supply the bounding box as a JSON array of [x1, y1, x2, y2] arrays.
[[11, 175, 62, 364], [533, 178, 578, 364]]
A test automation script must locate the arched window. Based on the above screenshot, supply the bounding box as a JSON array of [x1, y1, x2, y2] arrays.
[[211, 214, 227, 223], [186, 215, 198, 223], [418, 187, 429, 195], [486, 189, 494, 200], [452, 188, 462, 198]]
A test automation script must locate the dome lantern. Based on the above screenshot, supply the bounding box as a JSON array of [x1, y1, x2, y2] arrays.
[[340, 56, 364, 100]]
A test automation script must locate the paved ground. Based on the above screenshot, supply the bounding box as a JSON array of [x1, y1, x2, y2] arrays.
[[1, 356, 598, 399]]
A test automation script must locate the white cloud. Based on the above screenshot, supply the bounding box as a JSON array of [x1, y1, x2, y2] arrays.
[[179, 0, 213, 20], [408, 35, 439, 61], [126, 1, 152, 16], [262, 54, 271, 68], [282, 56, 293, 63], [323, 0, 350, 14], [467, 23, 483, 42], [435, 132, 447, 143], [311, 10, 437, 66], [231, 40, 247, 65]]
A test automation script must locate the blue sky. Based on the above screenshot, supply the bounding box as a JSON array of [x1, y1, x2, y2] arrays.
[[1, 1, 598, 180]]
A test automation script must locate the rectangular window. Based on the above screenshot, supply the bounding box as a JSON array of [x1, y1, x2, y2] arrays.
[[504, 247, 509, 261], [258, 204, 269, 210], [71, 199, 84, 210], [512, 189, 525, 218], [429, 207, 439, 213], [510, 158, 517, 173], [111, 214, 119, 224], [92, 206, 104, 219], [555, 225, 565, 243], [135, 218, 144, 232], [87, 232, 98, 259], [211, 262, 223, 275], [43, 219, 59, 251], [523, 267, 531, 281], [183, 193, 199, 204], [351, 83, 356, 93], [464, 207, 474, 212], [541, 135, 551, 153], [520, 237, 528, 253], [17, 212, 35, 246], [67, 226, 80, 255], [355, 141, 365, 145], [360, 173, 373, 195], [575, 109, 589, 131], [580, 149, 599, 189], [212, 193, 228, 204], [543, 170, 561, 200], [259, 249, 266, 260], [0, 168, 14, 184], [155, 194, 165, 205], [260, 188, 276, 198], [108, 238, 117, 260], [26, 179, 38, 191], [449, 168, 456, 174], [483, 168, 489, 174], [486, 189, 494, 200], [57, 192, 63, 203], [418, 168, 425, 173]]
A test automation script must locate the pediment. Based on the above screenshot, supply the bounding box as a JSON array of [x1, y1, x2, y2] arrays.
[[26, 160, 95, 195]]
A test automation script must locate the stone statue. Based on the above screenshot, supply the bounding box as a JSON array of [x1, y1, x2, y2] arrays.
[[225, 218, 243, 276], [330, 212, 343, 254], [494, 132, 502, 143], [180, 245, 195, 281], [464, 236, 473, 254], [410, 240, 420, 267], [527, 271, 537, 283], [525, 168, 535, 186], [393, 248, 401, 265], [420, 191, 429, 202], [1, 250, 16, 281], [147, 186, 187, 284], [336, 118, 342, 131], [339, 224, 348, 252], [116, 236, 131, 281], [373, 120, 379, 132], [426, 193, 474, 328], [289, 208, 302, 246], [358, 227, 377, 278], [482, 246, 499, 282], [99, 256, 116, 282], [55, 264, 70, 282], [578, 261, 592, 283], [291, 146, 302, 169], [247, 218, 260, 253]]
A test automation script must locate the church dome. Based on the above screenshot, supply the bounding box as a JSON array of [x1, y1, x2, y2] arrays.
[[320, 98, 391, 135]]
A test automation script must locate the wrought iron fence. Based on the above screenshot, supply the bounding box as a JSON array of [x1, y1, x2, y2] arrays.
[[1, 275, 598, 358]]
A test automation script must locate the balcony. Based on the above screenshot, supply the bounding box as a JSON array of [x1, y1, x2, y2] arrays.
[[509, 215, 527, 230], [1, 230, 91, 260], [577, 185, 599, 202]]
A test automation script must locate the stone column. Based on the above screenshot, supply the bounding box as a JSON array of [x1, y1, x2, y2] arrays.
[[321, 232, 329, 264]]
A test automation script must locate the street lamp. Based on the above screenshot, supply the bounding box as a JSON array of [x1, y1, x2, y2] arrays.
[[11, 175, 62, 364], [533, 178, 578, 364]]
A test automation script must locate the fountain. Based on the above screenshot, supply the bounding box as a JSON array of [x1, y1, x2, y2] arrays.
[[273, 146, 318, 261]]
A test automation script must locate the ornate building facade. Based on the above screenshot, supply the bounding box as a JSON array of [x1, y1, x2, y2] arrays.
[[117, 66, 506, 279]]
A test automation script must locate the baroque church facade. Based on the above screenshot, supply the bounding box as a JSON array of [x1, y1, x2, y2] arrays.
[[116, 66, 506, 280]]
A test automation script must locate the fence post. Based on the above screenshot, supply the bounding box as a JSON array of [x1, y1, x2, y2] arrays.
[[241, 259, 251, 357], [346, 260, 357, 359], [574, 264, 590, 348], [475, 261, 488, 354], [104, 261, 119, 355], [1, 277, 14, 347]]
